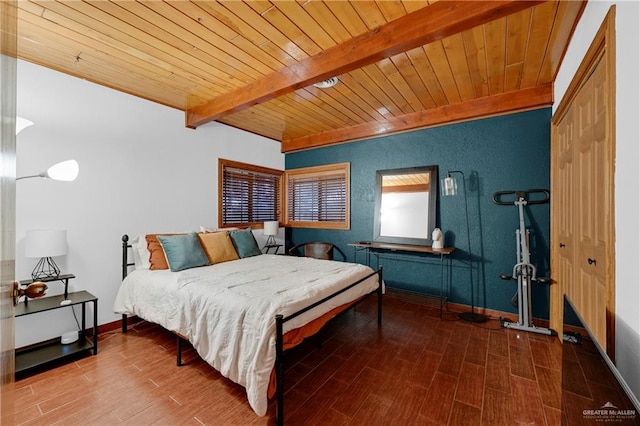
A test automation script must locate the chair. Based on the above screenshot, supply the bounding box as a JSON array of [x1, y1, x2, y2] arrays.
[[288, 242, 343, 260]]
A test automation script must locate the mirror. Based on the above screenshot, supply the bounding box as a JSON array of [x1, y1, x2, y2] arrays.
[[373, 165, 438, 246]]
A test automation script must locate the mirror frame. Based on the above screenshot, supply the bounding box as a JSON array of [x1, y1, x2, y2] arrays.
[[373, 165, 438, 246]]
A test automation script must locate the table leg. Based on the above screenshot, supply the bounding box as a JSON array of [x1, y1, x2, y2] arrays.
[[81, 302, 86, 341], [440, 254, 444, 318], [93, 300, 98, 354]]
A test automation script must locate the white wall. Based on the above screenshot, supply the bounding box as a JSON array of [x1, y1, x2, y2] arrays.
[[15, 60, 284, 347], [554, 0, 640, 400]]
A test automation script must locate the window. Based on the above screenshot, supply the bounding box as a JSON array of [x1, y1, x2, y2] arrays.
[[285, 162, 350, 229], [218, 159, 283, 229]]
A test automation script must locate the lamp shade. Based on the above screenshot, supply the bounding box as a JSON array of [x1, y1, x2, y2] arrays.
[[263, 221, 279, 236], [16, 116, 34, 135], [441, 176, 458, 196], [46, 160, 79, 182], [16, 159, 80, 182], [25, 230, 67, 258]]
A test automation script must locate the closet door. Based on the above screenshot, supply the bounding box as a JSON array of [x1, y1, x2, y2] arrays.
[[575, 55, 609, 348], [551, 101, 576, 333], [551, 8, 615, 357]]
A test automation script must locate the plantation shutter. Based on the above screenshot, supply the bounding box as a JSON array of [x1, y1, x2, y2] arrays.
[[285, 163, 350, 230], [219, 160, 282, 228]]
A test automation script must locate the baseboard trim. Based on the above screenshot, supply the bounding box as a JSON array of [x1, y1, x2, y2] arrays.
[[385, 286, 551, 328], [96, 315, 144, 335]]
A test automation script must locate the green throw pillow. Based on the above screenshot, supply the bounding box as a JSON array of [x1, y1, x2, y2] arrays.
[[229, 228, 262, 258], [157, 233, 210, 272]]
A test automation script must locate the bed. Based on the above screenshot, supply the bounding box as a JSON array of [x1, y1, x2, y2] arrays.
[[114, 232, 383, 425]]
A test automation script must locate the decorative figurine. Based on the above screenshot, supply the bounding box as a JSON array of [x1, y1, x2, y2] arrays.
[[432, 228, 444, 249]]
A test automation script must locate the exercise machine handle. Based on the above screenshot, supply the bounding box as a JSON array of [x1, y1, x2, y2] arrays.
[[492, 189, 550, 205]]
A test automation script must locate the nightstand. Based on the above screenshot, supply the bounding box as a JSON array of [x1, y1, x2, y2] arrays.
[[14, 281, 98, 377]]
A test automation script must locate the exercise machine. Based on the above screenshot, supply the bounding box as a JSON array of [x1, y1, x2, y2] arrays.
[[492, 189, 554, 336]]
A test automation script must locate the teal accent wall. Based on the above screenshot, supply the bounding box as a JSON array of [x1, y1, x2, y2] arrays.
[[285, 108, 551, 318]]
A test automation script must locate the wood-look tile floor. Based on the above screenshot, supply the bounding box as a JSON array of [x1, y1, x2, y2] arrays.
[[14, 294, 563, 425]]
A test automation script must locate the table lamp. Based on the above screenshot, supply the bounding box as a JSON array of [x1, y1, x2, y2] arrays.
[[25, 229, 67, 280], [263, 221, 279, 248]]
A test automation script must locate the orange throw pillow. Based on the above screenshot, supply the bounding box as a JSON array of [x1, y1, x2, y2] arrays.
[[146, 234, 177, 270], [197, 232, 239, 264]]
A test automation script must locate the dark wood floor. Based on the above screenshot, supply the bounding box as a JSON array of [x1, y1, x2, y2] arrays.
[[14, 293, 565, 425]]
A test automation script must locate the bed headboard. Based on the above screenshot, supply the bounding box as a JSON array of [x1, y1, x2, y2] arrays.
[[122, 234, 134, 280]]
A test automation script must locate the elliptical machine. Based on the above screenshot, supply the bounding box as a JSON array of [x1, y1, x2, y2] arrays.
[[492, 189, 554, 336]]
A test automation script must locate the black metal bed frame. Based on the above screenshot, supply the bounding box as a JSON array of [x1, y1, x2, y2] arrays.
[[120, 234, 383, 425]]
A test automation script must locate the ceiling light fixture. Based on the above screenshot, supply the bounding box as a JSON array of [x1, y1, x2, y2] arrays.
[[313, 77, 339, 89]]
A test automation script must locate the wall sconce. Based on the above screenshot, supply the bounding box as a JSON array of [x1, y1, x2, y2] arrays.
[[262, 221, 279, 248], [16, 159, 79, 182], [441, 170, 488, 323], [25, 229, 67, 280]]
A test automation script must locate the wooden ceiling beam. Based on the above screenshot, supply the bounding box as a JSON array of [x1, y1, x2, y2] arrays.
[[281, 85, 553, 153], [186, 0, 544, 129]]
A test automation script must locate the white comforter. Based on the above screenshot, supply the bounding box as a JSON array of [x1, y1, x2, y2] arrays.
[[112, 254, 380, 416]]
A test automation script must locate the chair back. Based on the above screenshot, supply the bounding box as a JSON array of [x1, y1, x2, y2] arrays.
[[303, 242, 334, 260], [289, 242, 334, 260]]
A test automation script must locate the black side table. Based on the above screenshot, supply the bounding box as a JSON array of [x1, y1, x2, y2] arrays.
[[15, 287, 98, 376]]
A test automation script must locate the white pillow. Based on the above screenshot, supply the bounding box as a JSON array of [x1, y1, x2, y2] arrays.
[[131, 234, 150, 270], [200, 225, 240, 233]]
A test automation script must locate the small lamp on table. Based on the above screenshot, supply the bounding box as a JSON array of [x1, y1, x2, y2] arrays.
[[25, 229, 71, 305], [263, 221, 279, 248], [25, 229, 67, 281]]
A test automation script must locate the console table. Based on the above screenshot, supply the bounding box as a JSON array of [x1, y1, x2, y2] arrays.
[[348, 242, 454, 315], [14, 289, 98, 376]]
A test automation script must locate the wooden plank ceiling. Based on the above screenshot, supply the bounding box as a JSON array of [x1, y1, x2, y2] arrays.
[[16, 1, 585, 152], [382, 172, 430, 193]]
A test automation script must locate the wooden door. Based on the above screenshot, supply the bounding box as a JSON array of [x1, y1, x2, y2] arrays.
[[575, 55, 609, 347], [550, 8, 615, 357], [0, 1, 18, 424], [550, 99, 575, 332]]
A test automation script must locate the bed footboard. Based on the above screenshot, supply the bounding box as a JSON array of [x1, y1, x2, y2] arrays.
[[274, 266, 383, 426]]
